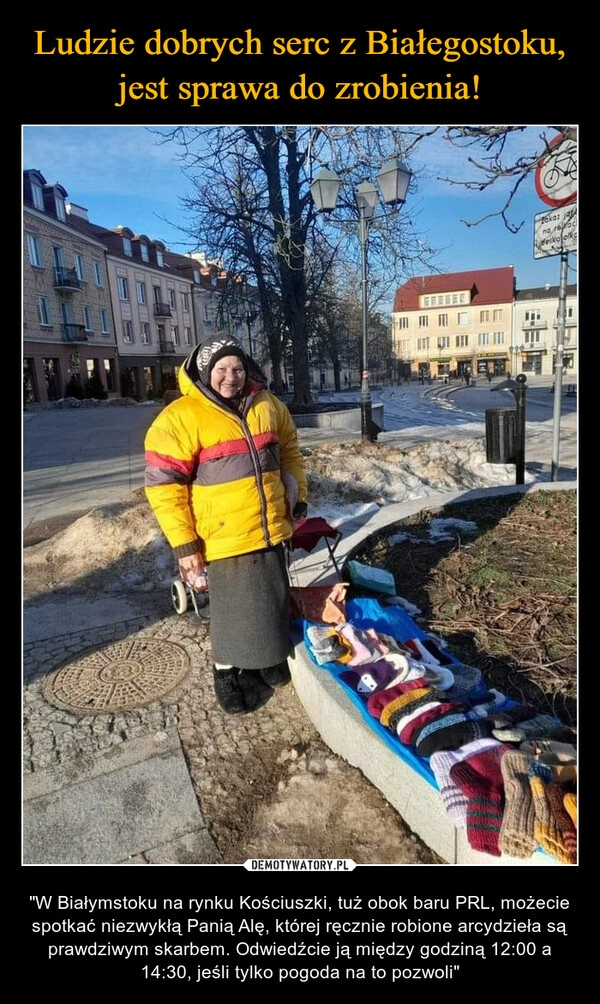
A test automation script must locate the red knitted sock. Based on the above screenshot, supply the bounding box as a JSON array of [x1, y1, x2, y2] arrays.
[[450, 746, 508, 857]]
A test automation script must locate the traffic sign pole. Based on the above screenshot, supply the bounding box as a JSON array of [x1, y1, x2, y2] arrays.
[[551, 252, 569, 481]]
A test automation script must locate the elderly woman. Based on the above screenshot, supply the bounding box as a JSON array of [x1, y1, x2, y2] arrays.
[[144, 336, 308, 715]]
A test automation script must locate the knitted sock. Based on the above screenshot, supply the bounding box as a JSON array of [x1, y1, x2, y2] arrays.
[[416, 717, 494, 757], [546, 782, 577, 864], [430, 738, 501, 828], [528, 760, 575, 864], [563, 791, 577, 828], [499, 750, 538, 859], [449, 745, 508, 857]]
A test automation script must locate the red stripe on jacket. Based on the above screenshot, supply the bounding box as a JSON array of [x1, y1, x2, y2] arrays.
[[199, 429, 279, 463], [144, 451, 196, 477]]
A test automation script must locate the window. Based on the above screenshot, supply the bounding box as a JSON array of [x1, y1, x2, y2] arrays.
[[94, 262, 103, 286], [100, 309, 110, 334], [27, 235, 43, 267], [525, 331, 540, 345], [136, 281, 146, 305], [455, 334, 469, 347], [172, 325, 180, 345], [459, 293, 467, 303], [398, 317, 409, 329], [31, 178, 44, 210], [417, 337, 430, 351], [122, 236, 133, 257], [525, 309, 541, 324], [37, 296, 51, 326], [54, 192, 66, 222], [184, 326, 192, 345], [478, 332, 490, 346], [140, 322, 150, 344], [156, 249, 164, 267], [182, 292, 190, 312], [418, 315, 428, 328], [457, 312, 468, 325], [452, 294, 458, 304], [117, 276, 129, 300], [437, 336, 450, 349], [438, 313, 448, 327], [493, 308, 503, 321], [169, 288, 177, 309], [123, 320, 133, 344], [493, 331, 505, 345], [193, 269, 201, 284], [480, 310, 489, 322], [74, 254, 86, 281], [83, 305, 93, 331], [140, 243, 149, 263]]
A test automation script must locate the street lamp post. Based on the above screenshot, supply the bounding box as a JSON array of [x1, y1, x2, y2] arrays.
[[310, 159, 412, 441]]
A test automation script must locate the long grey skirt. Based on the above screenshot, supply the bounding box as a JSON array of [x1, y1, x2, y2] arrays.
[[207, 544, 291, 670]]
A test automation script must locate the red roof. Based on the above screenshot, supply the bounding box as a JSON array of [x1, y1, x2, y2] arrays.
[[393, 266, 515, 312]]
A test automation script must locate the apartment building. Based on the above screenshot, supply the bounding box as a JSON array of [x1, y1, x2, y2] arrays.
[[65, 207, 198, 399], [392, 266, 578, 381], [514, 283, 577, 377], [392, 267, 516, 381], [23, 170, 118, 405]]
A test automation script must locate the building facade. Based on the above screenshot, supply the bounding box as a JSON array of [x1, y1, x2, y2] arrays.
[[23, 169, 265, 405], [514, 283, 578, 378], [392, 266, 578, 382], [392, 267, 516, 382], [23, 170, 118, 405]]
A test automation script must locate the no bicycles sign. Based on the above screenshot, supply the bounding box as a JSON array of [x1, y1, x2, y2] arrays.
[[535, 131, 577, 208]]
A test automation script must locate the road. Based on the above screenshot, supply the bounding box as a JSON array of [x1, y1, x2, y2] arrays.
[[22, 378, 577, 532]]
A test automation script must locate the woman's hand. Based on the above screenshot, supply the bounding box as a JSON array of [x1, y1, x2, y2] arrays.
[[178, 553, 208, 592]]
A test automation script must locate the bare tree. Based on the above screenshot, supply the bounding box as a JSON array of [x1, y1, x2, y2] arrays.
[[437, 125, 577, 232], [154, 125, 438, 405]]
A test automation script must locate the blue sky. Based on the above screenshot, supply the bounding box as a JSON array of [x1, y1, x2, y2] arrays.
[[22, 125, 577, 303]]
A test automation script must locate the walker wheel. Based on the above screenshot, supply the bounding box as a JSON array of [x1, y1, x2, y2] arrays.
[[171, 578, 188, 615]]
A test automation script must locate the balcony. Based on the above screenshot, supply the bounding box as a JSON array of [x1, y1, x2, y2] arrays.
[[521, 319, 547, 330], [54, 267, 82, 292], [62, 324, 88, 343], [153, 302, 172, 317], [158, 340, 176, 354]]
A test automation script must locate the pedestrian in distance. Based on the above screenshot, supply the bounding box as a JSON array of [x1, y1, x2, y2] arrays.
[[144, 336, 309, 715]]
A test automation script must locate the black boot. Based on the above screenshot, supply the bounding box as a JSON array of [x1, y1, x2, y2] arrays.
[[212, 666, 255, 715], [259, 661, 291, 688], [237, 669, 275, 710]]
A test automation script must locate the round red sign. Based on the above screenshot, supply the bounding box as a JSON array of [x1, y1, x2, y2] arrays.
[[535, 132, 577, 208]]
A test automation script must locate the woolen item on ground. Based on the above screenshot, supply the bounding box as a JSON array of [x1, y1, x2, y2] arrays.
[[498, 749, 538, 859]]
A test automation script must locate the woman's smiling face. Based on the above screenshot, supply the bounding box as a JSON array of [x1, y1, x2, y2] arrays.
[[210, 356, 247, 398]]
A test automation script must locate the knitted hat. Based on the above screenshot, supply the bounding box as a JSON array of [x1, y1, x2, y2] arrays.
[[195, 337, 249, 386], [433, 662, 483, 702]]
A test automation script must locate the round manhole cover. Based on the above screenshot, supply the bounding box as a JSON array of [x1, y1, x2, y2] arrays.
[[42, 638, 192, 714]]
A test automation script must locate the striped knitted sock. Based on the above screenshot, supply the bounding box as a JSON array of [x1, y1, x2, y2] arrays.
[[499, 750, 538, 859], [430, 738, 501, 828], [528, 760, 575, 864], [449, 745, 508, 857]]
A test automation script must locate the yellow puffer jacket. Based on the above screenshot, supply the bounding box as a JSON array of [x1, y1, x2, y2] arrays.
[[144, 356, 308, 562]]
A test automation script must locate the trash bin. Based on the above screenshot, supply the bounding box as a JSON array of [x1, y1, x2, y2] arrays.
[[485, 408, 516, 463]]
